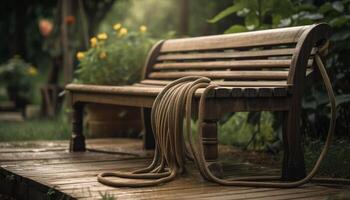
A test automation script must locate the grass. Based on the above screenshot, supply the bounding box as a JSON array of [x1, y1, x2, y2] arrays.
[[0, 115, 70, 142], [99, 192, 117, 200]]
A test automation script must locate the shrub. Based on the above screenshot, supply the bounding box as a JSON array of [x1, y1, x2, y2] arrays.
[[0, 56, 38, 102], [75, 24, 156, 85]]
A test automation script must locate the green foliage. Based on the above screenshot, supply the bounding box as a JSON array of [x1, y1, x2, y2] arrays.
[[99, 0, 178, 38], [209, 0, 295, 33], [0, 115, 70, 141], [208, 3, 244, 24], [0, 56, 38, 101], [291, 0, 350, 137], [75, 25, 156, 85], [46, 187, 56, 199], [304, 138, 350, 178], [210, 0, 350, 139], [99, 191, 117, 200], [219, 112, 274, 150]]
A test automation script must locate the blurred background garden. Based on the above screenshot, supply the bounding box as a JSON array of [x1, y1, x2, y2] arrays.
[[0, 0, 349, 178]]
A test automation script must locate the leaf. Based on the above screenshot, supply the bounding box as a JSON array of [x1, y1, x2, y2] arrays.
[[329, 15, 350, 28], [247, 112, 261, 125], [244, 12, 259, 29], [302, 99, 317, 110], [319, 2, 333, 14], [335, 94, 350, 106], [224, 25, 247, 33], [208, 4, 242, 23], [278, 17, 292, 27], [332, 1, 344, 12], [300, 11, 324, 20], [297, 3, 317, 12]]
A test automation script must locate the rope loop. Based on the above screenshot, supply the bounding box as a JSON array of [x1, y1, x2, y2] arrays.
[[97, 41, 350, 187]]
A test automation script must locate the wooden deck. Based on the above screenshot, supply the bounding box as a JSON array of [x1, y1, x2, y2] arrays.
[[0, 138, 348, 200]]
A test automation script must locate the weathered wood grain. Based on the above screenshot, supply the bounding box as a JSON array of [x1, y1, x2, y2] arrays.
[[160, 26, 308, 52], [0, 139, 347, 200], [64, 24, 332, 182]]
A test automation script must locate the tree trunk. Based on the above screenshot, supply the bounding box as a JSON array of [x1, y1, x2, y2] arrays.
[[10, 0, 28, 58], [179, 0, 189, 36], [61, 0, 73, 84]]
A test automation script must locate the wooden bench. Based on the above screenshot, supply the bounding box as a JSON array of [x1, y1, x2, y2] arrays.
[[65, 23, 331, 181]]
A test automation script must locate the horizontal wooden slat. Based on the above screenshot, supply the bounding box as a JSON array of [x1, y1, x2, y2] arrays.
[[66, 84, 214, 98], [157, 48, 296, 61], [66, 83, 291, 107], [140, 79, 290, 87], [148, 71, 289, 80], [66, 84, 162, 96], [160, 25, 310, 52], [154, 60, 293, 70], [132, 83, 163, 87]]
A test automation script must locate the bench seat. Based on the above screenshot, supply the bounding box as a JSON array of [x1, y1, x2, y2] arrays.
[[66, 83, 291, 97], [66, 23, 332, 181], [66, 83, 291, 109]]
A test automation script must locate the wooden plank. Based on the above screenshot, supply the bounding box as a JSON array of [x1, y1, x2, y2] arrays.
[[0, 147, 65, 153], [157, 48, 296, 61], [215, 87, 280, 98], [154, 60, 292, 70], [258, 88, 274, 97], [232, 88, 243, 97], [255, 189, 340, 200], [0, 139, 347, 200], [66, 84, 162, 96], [67, 84, 212, 98], [203, 97, 291, 119], [274, 87, 288, 97], [148, 71, 289, 80], [191, 186, 338, 200], [243, 88, 258, 97], [140, 79, 290, 87], [160, 25, 310, 52], [215, 87, 232, 98]]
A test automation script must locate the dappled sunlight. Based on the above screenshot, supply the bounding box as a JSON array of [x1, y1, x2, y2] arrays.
[[0, 0, 349, 199]]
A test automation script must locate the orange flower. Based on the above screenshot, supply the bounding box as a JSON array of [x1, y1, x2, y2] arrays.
[[65, 15, 76, 25], [38, 19, 53, 37]]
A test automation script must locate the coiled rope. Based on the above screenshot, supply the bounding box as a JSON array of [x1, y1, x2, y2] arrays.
[[97, 42, 350, 187]]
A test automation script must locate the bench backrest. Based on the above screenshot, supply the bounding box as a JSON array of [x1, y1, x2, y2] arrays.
[[142, 24, 331, 88]]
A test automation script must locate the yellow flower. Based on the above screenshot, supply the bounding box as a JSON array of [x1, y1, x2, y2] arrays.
[[118, 28, 128, 37], [113, 23, 122, 31], [139, 25, 147, 33], [99, 51, 107, 59], [97, 32, 108, 40], [27, 66, 38, 76], [76, 51, 85, 60], [90, 37, 98, 47]]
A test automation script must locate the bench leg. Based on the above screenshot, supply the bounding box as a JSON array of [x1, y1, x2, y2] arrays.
[[142, 108, 155, 150], [201, 120, 223, 178], [70, 103, 86, 152], [281, 111, 306, 180]]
